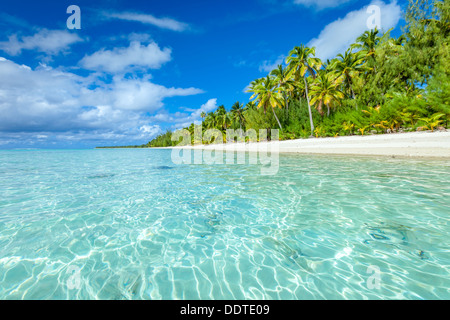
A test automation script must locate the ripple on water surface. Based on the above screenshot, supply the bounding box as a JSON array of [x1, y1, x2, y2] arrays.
[[0, 149, 449, 299]]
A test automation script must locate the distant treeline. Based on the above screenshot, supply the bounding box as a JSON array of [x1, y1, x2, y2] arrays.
[[95, 145, 147, 149]]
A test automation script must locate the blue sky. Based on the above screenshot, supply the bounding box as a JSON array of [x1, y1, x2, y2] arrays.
[[0, 0, 407, 148]]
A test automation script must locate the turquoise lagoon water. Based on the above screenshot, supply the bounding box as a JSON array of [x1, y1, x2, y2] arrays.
[[0, 149, 449, 300]]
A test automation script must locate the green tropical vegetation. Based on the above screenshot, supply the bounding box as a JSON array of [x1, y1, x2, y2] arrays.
[[140, 0, 449, 148]]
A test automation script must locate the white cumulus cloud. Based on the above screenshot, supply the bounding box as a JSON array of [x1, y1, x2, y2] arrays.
[[0, 29, 83, 56], [80, 41, 172, 73], [307, 0, 401, 60], [0, 57, 203, 136], [293, 0, 353, 10], [259, 55, 286, 73], [92, 77, 204, 112], [150, 98, 219, 129], [139, 124, 162, 137], [104, 12, 189, 32]]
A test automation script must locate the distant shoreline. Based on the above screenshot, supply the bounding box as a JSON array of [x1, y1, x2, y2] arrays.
[[99, 130, 450, 158]]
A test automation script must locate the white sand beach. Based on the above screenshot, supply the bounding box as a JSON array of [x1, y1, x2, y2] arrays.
[[169, 130, 450, 158]]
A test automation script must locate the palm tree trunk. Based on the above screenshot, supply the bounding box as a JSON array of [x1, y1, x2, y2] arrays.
[[272, 107, 282, 129], [327, 103, 330, 117], [285, 95, 289, 120], [348, 77, 357, 110], [304, 76, 314, 136], [318, 100, 324, 116], [352, 86, 358, 111]]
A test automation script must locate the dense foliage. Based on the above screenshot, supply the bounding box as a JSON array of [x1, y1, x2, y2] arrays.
[[146, 0, 449, 147]]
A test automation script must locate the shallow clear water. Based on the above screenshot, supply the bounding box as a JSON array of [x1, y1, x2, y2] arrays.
[[0, 149, 449, 300]]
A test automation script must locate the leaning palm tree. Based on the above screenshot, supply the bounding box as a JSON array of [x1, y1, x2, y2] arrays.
[[286, 45, 322, 136], [309, 70, 345, 117], [247, 75, 284, 129], [332, 49, 367, 101], [247, 78, 264, 93]]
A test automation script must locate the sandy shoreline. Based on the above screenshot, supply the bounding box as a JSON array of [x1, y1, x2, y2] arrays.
[[160, 130, 450, 158]]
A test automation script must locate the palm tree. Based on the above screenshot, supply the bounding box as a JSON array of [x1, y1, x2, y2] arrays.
[[293, 78, 306, 105], [200, 111, 206, 126], [353, 28, 382, 58], [247, 78, 264, 93], [309, 70, 345, 117], [216, 105, 226, 116], [392, 35, 406, 47], [286, 45, 322, 136], [332, 49, 366, 101], [352, 28, 389, 74], [247, 75, 284, 129], [270, 64, 295, 114], [231, 101, 245, 130], [215, 105, 230, 131], [244, 101, 257, 112], [204, 112, 216, 129]]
